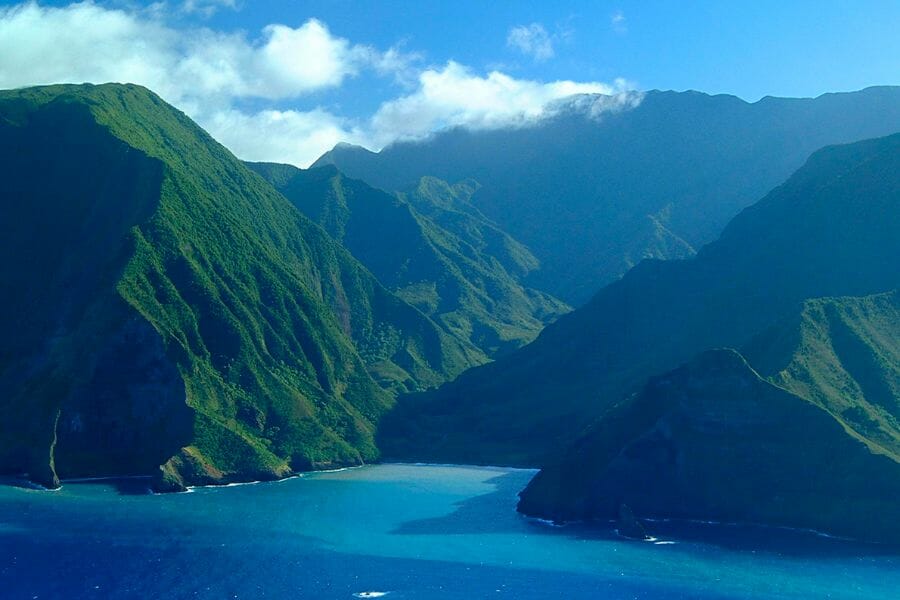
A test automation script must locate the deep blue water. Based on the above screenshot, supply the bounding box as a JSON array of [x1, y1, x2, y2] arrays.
[[0, 464, 897, 599]]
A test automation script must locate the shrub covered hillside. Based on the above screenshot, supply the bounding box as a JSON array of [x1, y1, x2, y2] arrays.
[[0, 83, 475, 491], [248, 162, 569, 361], [519, 291, 900, 543], [379, 133, 900, 469]]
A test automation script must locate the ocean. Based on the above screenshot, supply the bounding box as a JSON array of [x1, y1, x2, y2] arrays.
[[0, 464, 896, 598]]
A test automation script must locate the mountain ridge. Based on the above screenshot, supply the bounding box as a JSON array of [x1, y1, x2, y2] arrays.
[[517, 339, 900, 544], [317, 86, 900, 303], [247, 162, 569, 361], [0, 83, 476, 490], [377, 132, 900, 469]]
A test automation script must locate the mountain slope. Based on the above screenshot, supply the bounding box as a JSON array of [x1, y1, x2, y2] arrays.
[[377, 133, 900, 467], [0, 83, 473, 490], [317, 87, 900, 303], [517, 344, 900, 543], [744, 290, 900, 458], [399, 176, 543, 282], [248, 162, 568, 360]]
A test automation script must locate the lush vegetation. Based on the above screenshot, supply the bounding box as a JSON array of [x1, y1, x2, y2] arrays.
[[501, 134, 900, 542], [0, 83, 474, 489], [249, 162, 569, 360], [379, 133, 900, 473], [744, 290, 900, 460], [1, 82, 897, 543], [317, 87, 900, 304], [518, 343, 900, 543]]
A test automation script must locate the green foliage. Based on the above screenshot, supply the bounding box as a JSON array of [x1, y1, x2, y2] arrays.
[[744, 290, 900, 460], [379, 133, 900, 468], [0, 83, 472, 488], [519, 347, 900, 543], [248, 162, 569, 360]]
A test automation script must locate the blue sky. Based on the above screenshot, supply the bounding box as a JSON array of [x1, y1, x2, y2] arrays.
[[1, 1, 897, 165]]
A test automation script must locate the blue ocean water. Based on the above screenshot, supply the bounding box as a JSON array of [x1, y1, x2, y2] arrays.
[[0, 464, 896, 599]]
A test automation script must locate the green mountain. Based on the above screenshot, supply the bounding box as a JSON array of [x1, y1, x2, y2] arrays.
[[744, 291, 900, 457], [518, 338, 900, 543], [248, 162, 568, 360], [0, 83, 475, 491], [378, 133, 900, 469], [519, 289, 900, 542], [400, 176, 543, 283], [316, 87, 900, 304]]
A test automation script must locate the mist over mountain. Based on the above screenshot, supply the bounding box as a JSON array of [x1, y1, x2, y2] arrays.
[[318, 87, 900, 303]]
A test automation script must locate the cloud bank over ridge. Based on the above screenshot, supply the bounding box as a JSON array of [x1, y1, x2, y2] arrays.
[[0, 1, 635, 166]]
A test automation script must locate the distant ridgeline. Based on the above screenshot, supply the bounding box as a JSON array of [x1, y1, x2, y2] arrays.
[[384, 133, 900, 543], [316, 86, 900, 304], [0, 83, 484, 491]]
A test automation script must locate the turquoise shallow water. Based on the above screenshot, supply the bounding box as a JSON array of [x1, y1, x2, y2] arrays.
[[0, 464, 896, 599]]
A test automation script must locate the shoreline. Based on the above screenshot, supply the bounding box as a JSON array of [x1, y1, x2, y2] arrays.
[[525, 512, 865, 545], [395, 461, 538, 473], [2, 466, 880, 546], [2, 461, 535, 495]]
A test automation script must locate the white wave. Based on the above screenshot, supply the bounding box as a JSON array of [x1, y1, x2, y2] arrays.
[[524, 515, 567, 528]]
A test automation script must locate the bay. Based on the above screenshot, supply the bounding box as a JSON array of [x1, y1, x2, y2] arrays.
[[0, 464, 896, 599]]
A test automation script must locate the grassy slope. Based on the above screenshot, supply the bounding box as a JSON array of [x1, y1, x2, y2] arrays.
[[377, 133, 900, 467], [248, 162, 569, 360], [0, 83, 472, 489], [744, 290, 900, 459], [400, 176, 542, 281], [518, 346, 900, 543]]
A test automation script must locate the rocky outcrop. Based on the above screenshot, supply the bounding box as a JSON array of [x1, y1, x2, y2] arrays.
[[616, 504, 650, 540], [54, 316, 194, 480]]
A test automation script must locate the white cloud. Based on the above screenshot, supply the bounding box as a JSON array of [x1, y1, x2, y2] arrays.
[[0, 2, 174, 95], [0, 2, 637, 166], [206, 108, 365, 167], [180, 0, 238, 18], [369, 62, 635, 145], [251, 20, 371, 97], [611, 10, 627, 34], [372, 45, 424, 87], [0, 3, 386, 103], [506, 23, 554, 61]]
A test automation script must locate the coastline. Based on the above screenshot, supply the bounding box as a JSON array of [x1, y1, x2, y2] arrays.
[[3, 464, 883, 547], [525, 511, 867, 545], [2, 461, 535, 495]]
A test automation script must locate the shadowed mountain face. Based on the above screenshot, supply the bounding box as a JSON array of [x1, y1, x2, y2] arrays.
[[317, 87, 900, 304], [518, 342, 900, 544], [378, 133, 900, 470], [247, 163, 568, 362], [0, 84, 477, 490]]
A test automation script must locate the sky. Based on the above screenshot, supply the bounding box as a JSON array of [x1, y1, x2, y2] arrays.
[[0, 0, 897, 166]]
